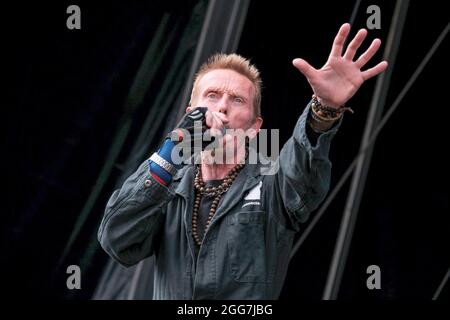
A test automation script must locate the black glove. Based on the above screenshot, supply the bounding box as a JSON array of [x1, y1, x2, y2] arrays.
[[168, 107, 217, 150]]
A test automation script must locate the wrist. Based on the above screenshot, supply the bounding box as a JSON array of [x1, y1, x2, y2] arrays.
[[311, 95, 343, 119], [157, 139, 182, 169], [315, 95, 340, 109], [312, 94, 354, 118], [148, 138, 180, 186], [308, 113, 336, 132]]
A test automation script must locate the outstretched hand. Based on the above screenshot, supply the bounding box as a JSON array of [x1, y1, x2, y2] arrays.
[[293, 23, 388, 108]]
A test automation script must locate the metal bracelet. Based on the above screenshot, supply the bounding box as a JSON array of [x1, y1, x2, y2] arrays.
[[150, 153, 177, 176]]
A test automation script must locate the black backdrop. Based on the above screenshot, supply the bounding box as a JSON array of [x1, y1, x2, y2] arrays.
[[4, 0, 449, 300]]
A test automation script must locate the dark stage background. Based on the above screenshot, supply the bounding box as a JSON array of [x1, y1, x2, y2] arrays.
[[4, 0, 449, 300]]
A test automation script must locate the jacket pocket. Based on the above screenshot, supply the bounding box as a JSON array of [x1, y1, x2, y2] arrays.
[[226, 210, 272, 283]]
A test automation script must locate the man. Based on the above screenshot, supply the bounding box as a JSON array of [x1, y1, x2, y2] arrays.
[[98, 23, 388, 299]]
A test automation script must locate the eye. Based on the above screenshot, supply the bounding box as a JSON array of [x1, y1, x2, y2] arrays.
[[207, 92, 218, 99], [233, 97, 244, 104]]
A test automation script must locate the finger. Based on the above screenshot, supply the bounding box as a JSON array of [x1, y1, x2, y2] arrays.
[[330, 23, 351, 57], [209, 127, 224, 137], [362, 61, 388, 80], [211, 112, 226, 129], [355, 38, 382, 68], [205, 111, 213, 128], [343, 28, 368, 61], [213, 112, 229, 125], [292, 58, 316, 79]]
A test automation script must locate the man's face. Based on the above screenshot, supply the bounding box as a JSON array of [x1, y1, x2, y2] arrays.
[[191, 69, 261, 131]]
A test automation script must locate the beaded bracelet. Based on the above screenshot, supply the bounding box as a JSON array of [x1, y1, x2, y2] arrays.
[[311, 94, 354, 122], [311, 103, 342, 122]]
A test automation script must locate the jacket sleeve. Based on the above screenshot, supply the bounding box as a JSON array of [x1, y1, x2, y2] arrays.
[[264, 101, 342, 231], [98, 159, 175, 267]]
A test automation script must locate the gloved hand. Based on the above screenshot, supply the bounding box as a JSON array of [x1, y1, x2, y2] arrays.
[[149, 107, 210, 185], [168, 107, 210, 149]]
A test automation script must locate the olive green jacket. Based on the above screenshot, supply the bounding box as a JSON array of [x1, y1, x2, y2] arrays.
[[98, 103, 341, 299]]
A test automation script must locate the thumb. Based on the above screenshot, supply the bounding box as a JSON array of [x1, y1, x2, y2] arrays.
[[292, 58, 315, 79]]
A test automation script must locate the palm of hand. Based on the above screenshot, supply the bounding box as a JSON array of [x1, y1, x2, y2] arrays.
[[293, 23, 388, 108]]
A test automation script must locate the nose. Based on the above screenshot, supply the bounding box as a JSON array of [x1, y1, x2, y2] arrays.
[[217, 96, 229, 115]]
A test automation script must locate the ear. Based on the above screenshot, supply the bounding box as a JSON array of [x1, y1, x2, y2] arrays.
[[186, 106, 191, 113]]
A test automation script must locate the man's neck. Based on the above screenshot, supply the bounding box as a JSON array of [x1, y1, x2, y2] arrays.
[[200, 147, 246, 181]]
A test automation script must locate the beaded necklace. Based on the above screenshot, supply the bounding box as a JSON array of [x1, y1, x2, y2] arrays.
[[192, 163, 245, 246]]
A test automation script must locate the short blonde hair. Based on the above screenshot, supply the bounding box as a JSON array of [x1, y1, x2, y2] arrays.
[[190, 53, 262, 118]]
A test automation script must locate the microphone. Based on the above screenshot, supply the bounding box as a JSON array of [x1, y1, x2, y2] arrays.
[[168, 106, 228, 152], [170, 125, 227, 151]]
